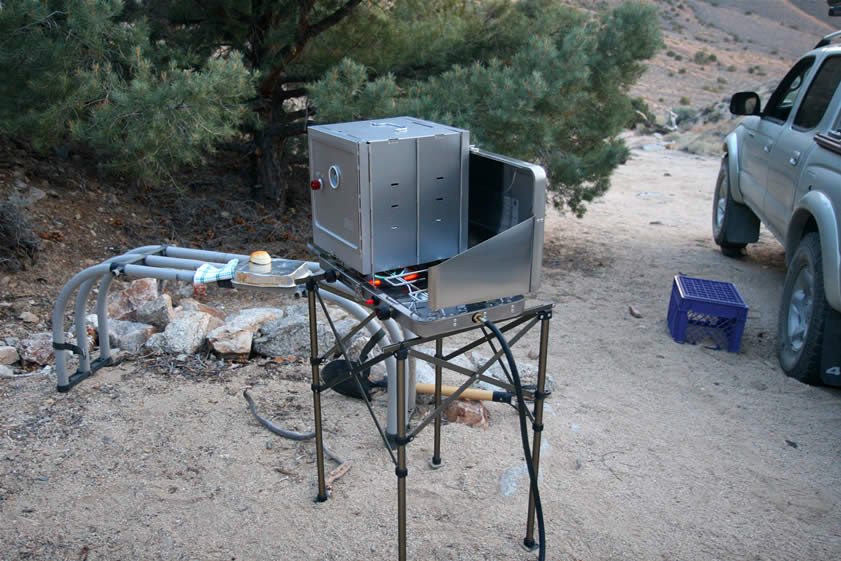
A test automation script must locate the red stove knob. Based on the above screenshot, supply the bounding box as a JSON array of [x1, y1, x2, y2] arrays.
[[311, 179, 322, 190]]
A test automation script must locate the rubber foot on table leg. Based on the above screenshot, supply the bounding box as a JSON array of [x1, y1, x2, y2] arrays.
[[522, 538, 538, 552]]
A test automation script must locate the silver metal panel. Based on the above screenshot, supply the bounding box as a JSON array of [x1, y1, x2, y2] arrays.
[[370, 139, 419, 272], [428, 217, 536, 309], [458, 133, 470, 254], [315, 116, 462, 144], [358, 141, 373, 274], [394, 297, 527, 338], [309, 129, 363, 272], [467, 148, 546, 292], [417, 134, 463, 262]]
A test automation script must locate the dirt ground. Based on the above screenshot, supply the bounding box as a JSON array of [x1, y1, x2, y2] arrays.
[[2, 141, 841, 561]]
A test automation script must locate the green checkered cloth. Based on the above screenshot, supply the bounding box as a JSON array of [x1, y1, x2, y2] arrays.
[[193, 259, 239, 284]]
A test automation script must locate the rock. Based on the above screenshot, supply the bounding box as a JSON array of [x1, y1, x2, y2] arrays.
[[106, 278, 159, 321], [415, 360, 436, 385], [444, 399, 488, 430], [9, 183, 47, 207], [499, 464, 528, 497], [18, 311, 38, 323], [414, 361, 436, 405], [207, 307, 284, 361], [253, 311, 361, 359], [469, 351, 552, 394], [17, 332, 55, 366], [159, 311, 223, 354], [176, 298, 225, 321], [4, 337, 20, 347], [162, 281, 197, 306], [628, 305, 643, 318], [85, 313, 101, 338], [135, 294, 175, 330], [0, 364, 14, 377], [0, 345, 20, 365], [108, 320, 156, 353], [144, 333, 167, 353]]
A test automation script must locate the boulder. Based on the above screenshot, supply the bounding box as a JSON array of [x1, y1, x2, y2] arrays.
[[144, 332, 167, 353], [176, 298, 225, 321], [253, 312, 366, 360], [469, 351, 552, 394], [161, 280, 196, 305], [108, 320, 156, 353], [0, 345, 19, 365], [17, 332, 55, 366], [9, 181, 46, 207], [107, 278, 159, 321], [207, 307, 284, 361], [135, 294, 175, 330], [0, 364, 14, 377], [444, 399, 488, 430], [158, 311, 223, 354], [17, 331, 95, 367]]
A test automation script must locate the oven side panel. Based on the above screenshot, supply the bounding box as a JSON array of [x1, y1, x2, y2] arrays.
[[417, 133, 464, 263], [309, 128, 365, 273], [369, 139, 419, 272]]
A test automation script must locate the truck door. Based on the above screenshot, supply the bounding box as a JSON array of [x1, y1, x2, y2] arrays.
[[766, 55, 841, 238], [741, 57, 815, 224]]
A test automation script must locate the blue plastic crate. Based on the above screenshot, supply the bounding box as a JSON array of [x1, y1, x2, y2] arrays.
[[667, 275, 748, 352]]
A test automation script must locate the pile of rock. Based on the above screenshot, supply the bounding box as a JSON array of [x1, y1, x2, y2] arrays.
[[91, 278, 363, 362], [3, 278, 366, 377]]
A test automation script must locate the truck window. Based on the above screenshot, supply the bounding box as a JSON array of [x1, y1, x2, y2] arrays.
[[793, 56, 841, 130], [763, 57, 815, 124]]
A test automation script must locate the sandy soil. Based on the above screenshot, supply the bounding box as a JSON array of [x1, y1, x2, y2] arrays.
[[3, 142, 840, 561]]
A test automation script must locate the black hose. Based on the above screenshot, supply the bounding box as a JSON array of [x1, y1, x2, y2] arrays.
[[243, 388, 343, 464], [483, 319, 545, 561]]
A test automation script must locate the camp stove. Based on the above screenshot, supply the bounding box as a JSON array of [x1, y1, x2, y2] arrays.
[[309, 116, 546, 336]]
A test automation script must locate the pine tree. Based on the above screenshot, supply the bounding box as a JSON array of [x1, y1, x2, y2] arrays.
[[0, 0, 662, 215], [0, 0, 254, 185]]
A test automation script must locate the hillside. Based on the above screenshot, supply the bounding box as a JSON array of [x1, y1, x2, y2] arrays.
[[577, 0, 836, 121]]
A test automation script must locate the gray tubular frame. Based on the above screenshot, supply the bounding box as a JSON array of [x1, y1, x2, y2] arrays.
[[52, 246, 399, 392]]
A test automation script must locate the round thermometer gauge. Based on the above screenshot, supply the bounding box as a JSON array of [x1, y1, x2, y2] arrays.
[[328, 165, 341, 189]]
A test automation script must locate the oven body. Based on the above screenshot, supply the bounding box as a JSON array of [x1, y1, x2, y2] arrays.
[[308, 117, 470, 275]]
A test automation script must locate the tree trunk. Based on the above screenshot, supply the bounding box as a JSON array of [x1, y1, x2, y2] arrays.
[[256, 129, 287, 205], [254, 81, 309, 206]]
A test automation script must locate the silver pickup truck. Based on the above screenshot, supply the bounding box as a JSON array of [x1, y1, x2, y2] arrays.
[[715, 28, 841, 386]]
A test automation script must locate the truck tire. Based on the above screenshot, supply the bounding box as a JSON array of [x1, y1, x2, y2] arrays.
[[778, 232, 828, 384], [712, 157, 757, 256]]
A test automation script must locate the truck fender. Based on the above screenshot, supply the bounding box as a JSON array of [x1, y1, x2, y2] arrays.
[[787, 191, 841, 312], [723, 132, 747, 204]]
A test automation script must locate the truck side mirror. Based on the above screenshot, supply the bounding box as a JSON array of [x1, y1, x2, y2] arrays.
[[730, 92, 761, 116]]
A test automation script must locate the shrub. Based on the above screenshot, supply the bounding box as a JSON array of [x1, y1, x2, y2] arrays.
[[673, 106, 696, 125], [0, 203, 39, 272]]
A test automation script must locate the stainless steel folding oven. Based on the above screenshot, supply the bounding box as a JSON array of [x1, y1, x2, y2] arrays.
[[308, 116, 546, 328]]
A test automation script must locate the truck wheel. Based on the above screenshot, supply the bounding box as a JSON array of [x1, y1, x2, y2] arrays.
[[778, 232, 828, 384], [712, 158, 747, 257]]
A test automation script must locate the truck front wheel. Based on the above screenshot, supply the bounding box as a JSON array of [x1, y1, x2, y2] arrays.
[[778, 232, 829, 384], [713, 158, 746, 256]]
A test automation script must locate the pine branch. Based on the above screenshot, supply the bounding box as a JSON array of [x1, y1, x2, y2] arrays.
[[261, 0, 362, 95]]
